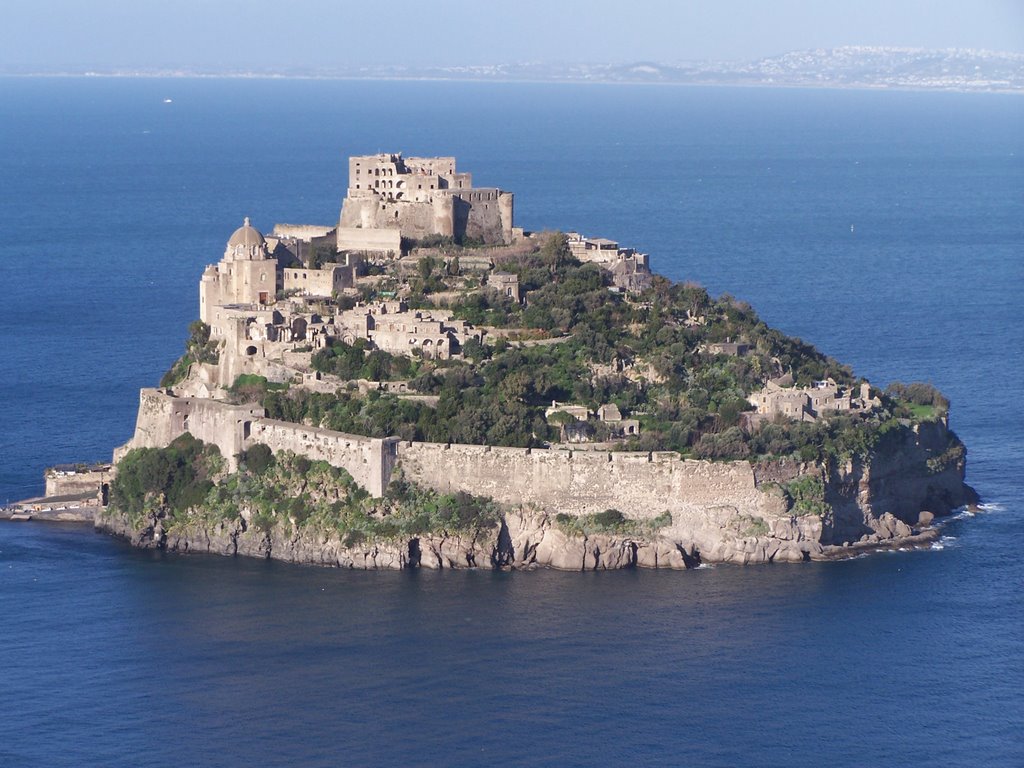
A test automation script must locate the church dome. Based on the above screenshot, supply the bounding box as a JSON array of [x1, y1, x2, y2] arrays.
[[227, 217, 266, 248]]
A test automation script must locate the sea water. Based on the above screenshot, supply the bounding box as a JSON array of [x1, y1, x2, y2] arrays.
[[0, 78, 1021, 766]]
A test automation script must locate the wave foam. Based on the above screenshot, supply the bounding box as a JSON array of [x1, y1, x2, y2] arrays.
[[977, 502, 1005, 513]]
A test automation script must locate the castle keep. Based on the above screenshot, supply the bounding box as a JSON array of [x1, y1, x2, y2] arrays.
[[338, 154, 514, 252]]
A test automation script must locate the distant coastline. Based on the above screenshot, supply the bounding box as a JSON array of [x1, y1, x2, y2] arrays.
[[5, 71, 1023, 97], [4, 46, 1023, 94]]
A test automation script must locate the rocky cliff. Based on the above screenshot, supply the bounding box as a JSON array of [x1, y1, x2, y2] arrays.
[[96, 504, 702, 570]]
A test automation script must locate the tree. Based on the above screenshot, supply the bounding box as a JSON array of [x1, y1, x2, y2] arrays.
[[418, 255, 436, 281]]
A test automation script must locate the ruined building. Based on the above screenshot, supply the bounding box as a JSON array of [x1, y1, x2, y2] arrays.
[[748, 379, 878, 422], [566, 232, 652, 293]]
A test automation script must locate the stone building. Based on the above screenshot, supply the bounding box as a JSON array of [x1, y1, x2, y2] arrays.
[[338, 154, 514, 249], [282, 260, 356, 298], [751, 384, 814, 421], [487, 271, 521, 303], [596, 403, 640, 437]]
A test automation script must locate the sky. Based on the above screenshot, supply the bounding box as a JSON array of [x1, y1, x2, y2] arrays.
[[1, 0, 1022, 72]]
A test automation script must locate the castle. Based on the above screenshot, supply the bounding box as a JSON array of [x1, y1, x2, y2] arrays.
[[6, 153, 968, 567]]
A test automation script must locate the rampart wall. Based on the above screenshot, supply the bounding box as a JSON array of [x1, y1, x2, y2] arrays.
[[395, 441, 762, 519], [115, 389, 263, 470]]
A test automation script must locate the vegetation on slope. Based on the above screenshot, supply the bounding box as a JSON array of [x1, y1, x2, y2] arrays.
[[110, 439, 500, 543], [554, 508, 673, 537], [311, 337, 420, 381], [249, 233, 951, 465], [160, 321, 220, 388], [111, 433, 224, 525]]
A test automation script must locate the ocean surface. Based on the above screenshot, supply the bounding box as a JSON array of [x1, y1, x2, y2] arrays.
[[0, 78, 1021, 766]]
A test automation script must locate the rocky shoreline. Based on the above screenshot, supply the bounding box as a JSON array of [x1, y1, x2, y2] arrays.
[[93, 498, 968, 571]]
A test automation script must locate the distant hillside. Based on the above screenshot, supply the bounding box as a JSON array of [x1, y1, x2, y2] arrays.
[[419, 47, 1024, 92]]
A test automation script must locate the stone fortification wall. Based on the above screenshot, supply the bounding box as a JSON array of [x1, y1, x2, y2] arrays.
[[45, 466, 113, 499], [339, 186, 511, 245], [112, 390, 972, 563], [115, 389, 263, 470], [341, 196, 454, 242], [118, 391, 761, 519], [395, 442, 762, 519], [336, 226, 402, 255], [453, 190, 513, 244], [248, 420, 397, 497], [116, 391, 395, 494]]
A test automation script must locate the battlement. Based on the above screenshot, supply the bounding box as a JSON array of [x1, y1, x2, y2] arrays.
[[347, 154, 466, 195]]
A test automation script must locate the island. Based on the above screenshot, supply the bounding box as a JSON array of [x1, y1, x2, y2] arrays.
[[7, 153, 977, 569]]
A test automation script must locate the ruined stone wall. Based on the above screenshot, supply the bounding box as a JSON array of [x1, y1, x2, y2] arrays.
[[395, 442, 763, 519], [45, 467, 113, 499], [272, 223, 335, 241], [248, 420, 397, 497], [336, 226, 402, 255]]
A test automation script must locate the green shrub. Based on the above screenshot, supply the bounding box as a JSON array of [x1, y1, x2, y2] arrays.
[[740, 516, 770, 537], [242, 443, 275, 475], [111, 434, 221, 516], [783, 475, 830, 517], [590, 509, 626, 529]]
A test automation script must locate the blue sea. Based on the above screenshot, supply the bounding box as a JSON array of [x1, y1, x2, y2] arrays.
[[0, 78, 1022, 766]]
